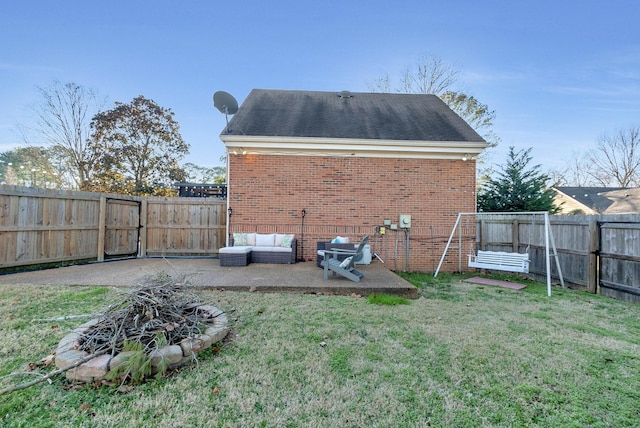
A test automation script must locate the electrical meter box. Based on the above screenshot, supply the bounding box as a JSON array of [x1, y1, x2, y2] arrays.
[[399, 214, 412, 228]]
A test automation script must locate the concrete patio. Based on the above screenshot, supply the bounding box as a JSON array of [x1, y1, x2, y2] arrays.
[[0, 258, 418, 298]]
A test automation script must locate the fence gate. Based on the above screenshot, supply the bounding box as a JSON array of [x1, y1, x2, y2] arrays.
[[598, 221, 640, 302], [104, 198, 140, 258]]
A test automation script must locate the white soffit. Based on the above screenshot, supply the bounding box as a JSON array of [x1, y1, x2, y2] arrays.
[[220, 135, 488, 159]]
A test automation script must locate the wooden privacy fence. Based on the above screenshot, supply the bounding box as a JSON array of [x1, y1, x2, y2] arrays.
[[466, 213, 640, 302], [0, 185, 226, 269], [142, 197, 226, 256]]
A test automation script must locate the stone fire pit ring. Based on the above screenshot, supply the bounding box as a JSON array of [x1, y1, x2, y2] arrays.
[[54, 305, 229, 383]]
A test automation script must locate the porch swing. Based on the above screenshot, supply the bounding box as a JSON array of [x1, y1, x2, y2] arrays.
[[467, 250, 530, 273], [435, 212, 565, 297], [467, 216, 533, 273]]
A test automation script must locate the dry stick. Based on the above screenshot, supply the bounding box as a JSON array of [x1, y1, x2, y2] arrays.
[[0, 349, 109, 396], [31, 313, 104, 323]]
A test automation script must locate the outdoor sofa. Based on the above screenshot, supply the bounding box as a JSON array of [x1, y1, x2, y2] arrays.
[[219, 233, 297, 266]]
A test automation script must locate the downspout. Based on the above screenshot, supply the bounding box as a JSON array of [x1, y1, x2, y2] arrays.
[[226, 150, 231, 247]]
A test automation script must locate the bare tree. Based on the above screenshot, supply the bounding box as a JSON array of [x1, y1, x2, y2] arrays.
[[586, 127, 640, 187], [367, 53, 458, 95], [367, 74, 393, 93], [553, 150, 597, 187], [366, 54, 499, 149], [398, 54, 459, 95], [20, 81, 105, 188], [545, 167, 568, 187]]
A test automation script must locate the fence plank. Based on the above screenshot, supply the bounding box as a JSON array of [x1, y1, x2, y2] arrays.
[[97, 197, 106, 261], [587, 220, 598, 293]]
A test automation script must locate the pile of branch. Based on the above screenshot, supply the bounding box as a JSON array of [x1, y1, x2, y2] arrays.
[[78, 273, 215, 354], [1, 272, 229, 396]]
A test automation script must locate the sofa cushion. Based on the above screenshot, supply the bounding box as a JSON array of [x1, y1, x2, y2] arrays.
[[246, 233, 257, 246], [255, 233, 275, 247], [252, 246, 292, 253]]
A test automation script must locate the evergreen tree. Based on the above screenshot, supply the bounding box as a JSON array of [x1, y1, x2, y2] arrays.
[[477, 146, 560, 213]]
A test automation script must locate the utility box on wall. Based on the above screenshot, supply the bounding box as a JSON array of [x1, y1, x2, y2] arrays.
[[399, 214, 412, 228]]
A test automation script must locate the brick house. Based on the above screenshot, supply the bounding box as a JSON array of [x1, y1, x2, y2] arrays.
[[219, 89, 487, 271]]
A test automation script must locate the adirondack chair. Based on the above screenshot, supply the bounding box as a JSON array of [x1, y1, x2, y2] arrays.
[[321, 236, 369, 282]]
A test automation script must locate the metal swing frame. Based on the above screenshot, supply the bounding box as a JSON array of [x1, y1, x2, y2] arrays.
[[434, 211, 564, 297]]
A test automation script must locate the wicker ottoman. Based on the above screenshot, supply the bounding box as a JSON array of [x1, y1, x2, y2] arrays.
[[219, 246, 252, 266]]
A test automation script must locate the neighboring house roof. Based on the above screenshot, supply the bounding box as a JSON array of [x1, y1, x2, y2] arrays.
[[599, 188, 640, 213], [554, 186, 640, 214], [220, 89, 488, 159]]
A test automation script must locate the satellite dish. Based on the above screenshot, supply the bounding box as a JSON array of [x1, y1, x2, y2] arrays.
[[214, 91, 238, 115], [213, 91, 238, 133]]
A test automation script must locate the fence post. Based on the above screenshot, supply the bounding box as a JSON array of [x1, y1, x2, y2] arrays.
[[587, 219, 598, 294], [512, 220, 519, 252], [97, 197, 106, 262], [138, 199, 148, 257]]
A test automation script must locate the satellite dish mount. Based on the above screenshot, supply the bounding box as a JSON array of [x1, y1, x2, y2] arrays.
[[213, 91, 238, 133]]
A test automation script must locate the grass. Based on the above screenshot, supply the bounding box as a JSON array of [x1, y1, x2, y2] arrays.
[[367, 293, 410, 306], [1, 274, 640, 427]]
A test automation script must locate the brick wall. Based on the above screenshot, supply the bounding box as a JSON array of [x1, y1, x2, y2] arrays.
[[228, 154, 476, 272]]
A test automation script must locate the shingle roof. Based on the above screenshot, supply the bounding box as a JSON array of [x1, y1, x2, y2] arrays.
[[554, 186, 628, 213], [224, 89, 486, 143]]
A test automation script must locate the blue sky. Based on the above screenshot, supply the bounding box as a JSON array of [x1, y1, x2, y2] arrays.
[[1, 1, 639, 172]]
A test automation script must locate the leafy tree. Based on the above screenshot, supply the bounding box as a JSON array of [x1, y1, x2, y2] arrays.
[[88, 95, 190, 195], [439, 91, 500, 148], [18, 81, 105, 188], [0, 146, 64, 188], [182, 163, 226, 184], [477, 146, 560, 213]]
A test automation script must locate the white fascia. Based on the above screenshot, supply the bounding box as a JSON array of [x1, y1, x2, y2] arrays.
[[220, 135, 489, 160]]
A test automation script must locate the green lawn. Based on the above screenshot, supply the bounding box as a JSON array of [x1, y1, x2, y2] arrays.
[[1, 273, 639, 427]]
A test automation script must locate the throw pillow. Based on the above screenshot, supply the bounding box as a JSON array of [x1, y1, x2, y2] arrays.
[[233, 232, 248, 246], [282, 234, 294, 248], [339, 256, 353, 268]]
